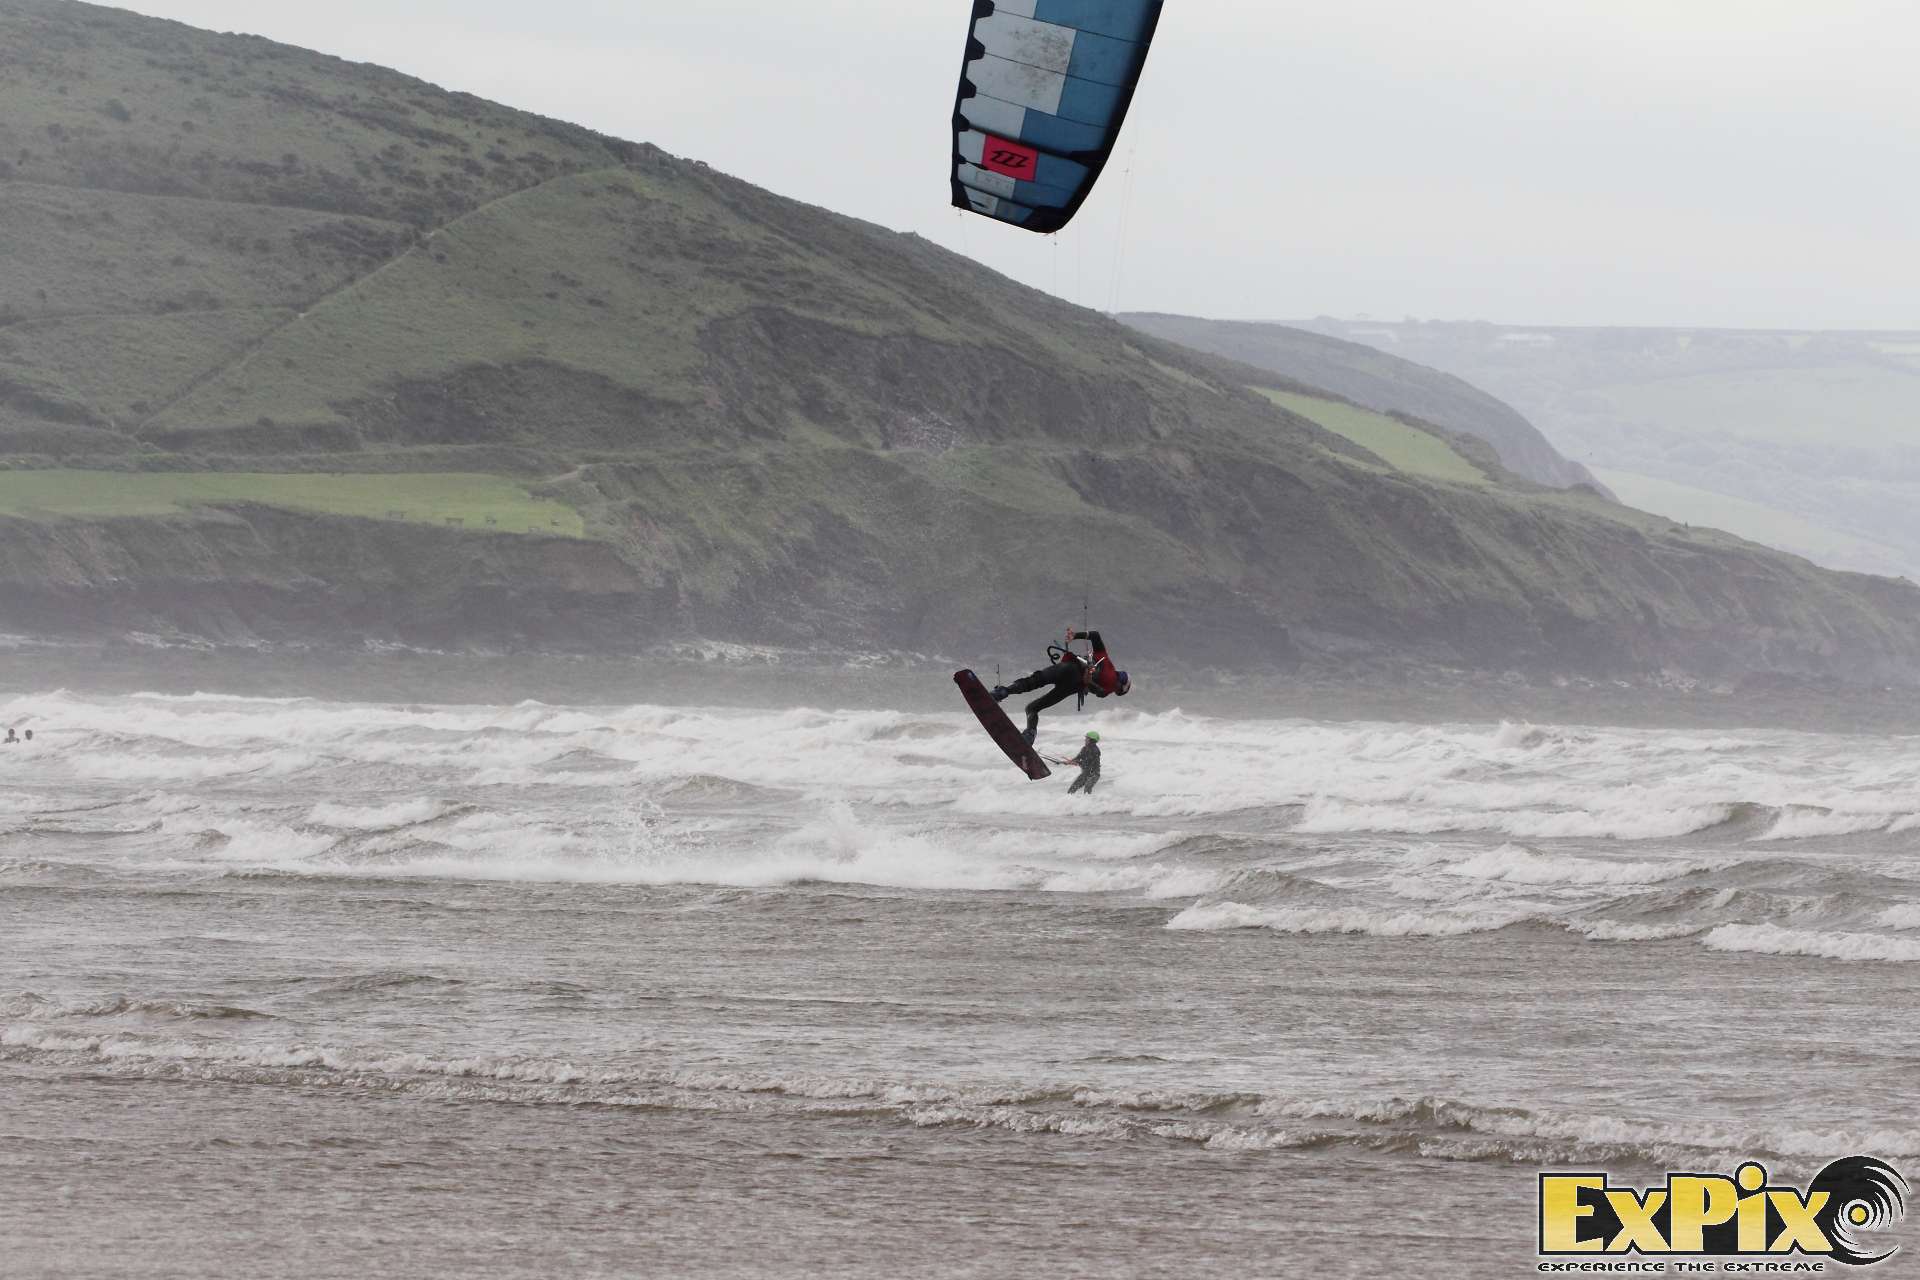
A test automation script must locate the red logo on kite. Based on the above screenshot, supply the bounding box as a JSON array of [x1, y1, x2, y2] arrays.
[[980, 136, 1038, 180]]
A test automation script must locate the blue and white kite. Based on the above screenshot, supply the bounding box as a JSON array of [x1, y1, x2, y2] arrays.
[[949, 0, 1165, 233]]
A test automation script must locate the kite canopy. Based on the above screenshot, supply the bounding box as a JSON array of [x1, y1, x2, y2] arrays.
[[949, 0, 1165, 234]]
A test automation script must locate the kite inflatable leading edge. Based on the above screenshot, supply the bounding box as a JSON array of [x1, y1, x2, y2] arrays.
[[949, 0, 1165, 233]]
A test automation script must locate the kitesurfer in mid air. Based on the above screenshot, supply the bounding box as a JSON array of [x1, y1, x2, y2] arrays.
[[992, 628, 1130, 745]]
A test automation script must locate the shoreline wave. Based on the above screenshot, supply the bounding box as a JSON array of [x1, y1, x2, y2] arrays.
[[7, 1022, 1911, 1166]]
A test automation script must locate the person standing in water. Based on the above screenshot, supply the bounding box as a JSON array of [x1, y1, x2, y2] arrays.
[[1063, 730, 1102, 795]]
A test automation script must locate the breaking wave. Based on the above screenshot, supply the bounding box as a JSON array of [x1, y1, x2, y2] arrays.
[[1443, 843, 1718, 886], [7, 691, 1918, 964], [1166, 901, 1526, 938], [1703, 923, 1920, 963]]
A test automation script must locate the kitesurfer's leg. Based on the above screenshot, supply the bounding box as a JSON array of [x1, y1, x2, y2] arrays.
[[1021, 678, 1077, 744], [1068, 772, 1093, 795], [997, 662, 1077, 702]]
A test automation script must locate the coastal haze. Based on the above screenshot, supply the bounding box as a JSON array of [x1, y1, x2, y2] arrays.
[[1295, 318, 1920, 582], [4, 1, 1918, 1276]]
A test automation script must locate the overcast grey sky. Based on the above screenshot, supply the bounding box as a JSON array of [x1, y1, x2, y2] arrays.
[[120, 0, 1920, 329]]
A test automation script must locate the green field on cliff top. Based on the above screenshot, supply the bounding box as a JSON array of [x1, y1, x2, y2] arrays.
[[0, 469, 584, 535], [1255, 390, 1487, 487]]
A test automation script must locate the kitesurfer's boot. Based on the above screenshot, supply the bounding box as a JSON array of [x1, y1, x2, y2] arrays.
[[991, 685, 1010, 702], [1022, 724, 1037, 747]]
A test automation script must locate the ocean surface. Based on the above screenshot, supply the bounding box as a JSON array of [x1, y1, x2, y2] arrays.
[[3, 689, 1916, 1278]]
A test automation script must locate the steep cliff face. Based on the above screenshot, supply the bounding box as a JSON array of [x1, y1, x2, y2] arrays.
[[3, 0, 1920, 683], [0, 506, 656, 651], [8, 456, 1920, 685]]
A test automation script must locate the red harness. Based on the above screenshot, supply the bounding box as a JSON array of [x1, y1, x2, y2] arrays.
[[1085, 649, 1120, 696], [1052, 633, 1121, 702]]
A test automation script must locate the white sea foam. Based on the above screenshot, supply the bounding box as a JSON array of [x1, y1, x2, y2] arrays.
[[141, 793, 204, 815], [66, 749, 321, 783], [176, 798, 1204, 896], [1294, 797, 1731, 841], [11, 690, 1920, 959], [465, 766, 634, 788], [305, 798, 451, 829], [1875, 903, 1920, 930], [1166, 901, 1527, 938], [1037, 863, 1222, 898], [1489, 720, 1539, 750], [1567, 919, 1703, 942], [128, 691, 315, 705], [9, 689, 1920, 842], [1445, 844, 1710, 887], [0, 792, 55, 815], [1259, 1094, 1920, 1160], [1703, 923, 1920, 963], [160, 815, 336, 863], [1754, 807, 1892, 841]]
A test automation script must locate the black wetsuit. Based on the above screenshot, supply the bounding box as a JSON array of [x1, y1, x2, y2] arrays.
[[1003, 659, 1085, 741], [1066, 739, 1101, 795]]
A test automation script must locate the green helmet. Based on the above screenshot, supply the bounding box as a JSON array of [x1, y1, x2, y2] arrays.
[[1086, 730, 1100, 742]]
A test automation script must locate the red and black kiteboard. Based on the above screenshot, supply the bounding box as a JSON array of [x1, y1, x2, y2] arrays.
[[953, 670, 1051, 781]]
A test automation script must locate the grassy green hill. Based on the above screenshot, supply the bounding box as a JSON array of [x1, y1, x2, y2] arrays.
[[1119, 313, 1604, 492], [5, 0, 1920, 682]]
